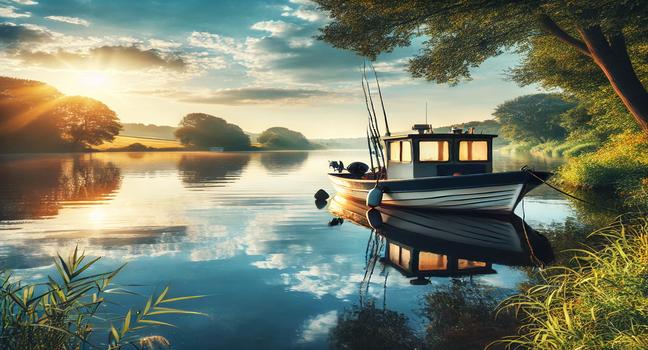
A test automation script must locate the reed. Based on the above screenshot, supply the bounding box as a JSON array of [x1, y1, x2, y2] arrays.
[[494, 218, 648, 350], [0, 246, 206, 350]]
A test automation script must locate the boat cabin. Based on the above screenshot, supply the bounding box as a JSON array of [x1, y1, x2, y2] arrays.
[[383, 125, 497, 179], [382, 239, 495, 279]]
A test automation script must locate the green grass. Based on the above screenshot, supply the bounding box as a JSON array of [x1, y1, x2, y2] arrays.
[[495, 217, 648, 350], [96, 135, 184, 150], [0, 246, 205, 349]]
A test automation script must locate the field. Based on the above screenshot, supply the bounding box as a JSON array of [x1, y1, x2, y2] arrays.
[[96, 135, 184, 150]]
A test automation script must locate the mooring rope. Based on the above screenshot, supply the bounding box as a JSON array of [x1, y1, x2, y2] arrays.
[[521, 165, 619, 213]]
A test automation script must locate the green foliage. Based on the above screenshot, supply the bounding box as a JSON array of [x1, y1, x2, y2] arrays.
[[52, 96, 121, 149], [257, 127, 313, 150], [559, 133, 648, 199], [175, 113, 250, 150], [423, 279, 518, 350], [0, 77, 122, 152], [493, 94, 574, 143], [329, 300, 422, 350], [0, 246, 206, 350], [496, 218, 648, 350]]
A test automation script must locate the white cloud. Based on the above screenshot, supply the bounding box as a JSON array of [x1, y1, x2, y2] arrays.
[[250, 20, 297, 37], [45, 16, 90, 27], [298, 311, 338, 343], [0, 6, 31, 18], [11, 0, 38, 5], [281, 0, 324, 22]]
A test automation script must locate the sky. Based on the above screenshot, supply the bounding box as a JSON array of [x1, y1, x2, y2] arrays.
[[0, 0, 540, 138]]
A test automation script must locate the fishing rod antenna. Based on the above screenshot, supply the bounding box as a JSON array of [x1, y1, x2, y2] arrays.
[[369, 61, 391, 136]]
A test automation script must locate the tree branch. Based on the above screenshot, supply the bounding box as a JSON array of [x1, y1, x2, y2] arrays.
[[538, 15, 591, 57]]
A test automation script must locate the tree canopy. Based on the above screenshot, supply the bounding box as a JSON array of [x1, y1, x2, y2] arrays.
[[175, 113, 250, 150], [52, 96, 121, 149], [257, 127, 313, 150], [0, 77, 121, 152], [315, 1, 648, 135], [493, 94, 574, 143]]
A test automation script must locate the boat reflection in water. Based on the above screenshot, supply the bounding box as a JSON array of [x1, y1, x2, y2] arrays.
[[328, 195, 554, 284]]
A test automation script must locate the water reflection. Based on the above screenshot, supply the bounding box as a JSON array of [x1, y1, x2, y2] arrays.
[[328, 195, 553, 284], [0, 155, 121, 221], [259, 151, 309, 174], [178, 153, 250, 186]]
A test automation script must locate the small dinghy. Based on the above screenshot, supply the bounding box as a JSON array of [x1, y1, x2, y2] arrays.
[[328, 125, 552, 213]]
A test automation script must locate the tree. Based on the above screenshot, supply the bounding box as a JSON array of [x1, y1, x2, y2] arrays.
[[493, 94, 574, 143], [175, 113, 250, 149], [257, 127, 313, 149], [315, 1, 648, 134], [52, 96, 121, 149]]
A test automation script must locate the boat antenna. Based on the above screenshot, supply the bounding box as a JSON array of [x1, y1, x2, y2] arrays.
[[425, 101, 428, 125], [369, 61, 390, 136]]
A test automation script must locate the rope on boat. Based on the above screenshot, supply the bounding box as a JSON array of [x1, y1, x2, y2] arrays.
[[521, 165, 619, 213]]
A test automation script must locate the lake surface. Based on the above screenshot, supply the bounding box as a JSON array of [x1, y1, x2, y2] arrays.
[[0, 150, 572, 349]]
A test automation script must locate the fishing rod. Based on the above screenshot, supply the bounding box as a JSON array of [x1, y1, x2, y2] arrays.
[[369, 61, 391, 136], [366, 127, 375, 174], [362, 64, 386, 169], [361, 73, 383, 171]]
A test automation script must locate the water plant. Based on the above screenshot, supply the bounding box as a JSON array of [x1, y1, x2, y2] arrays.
[[0, 247, 206, 350], [495, 218, 648, 350]]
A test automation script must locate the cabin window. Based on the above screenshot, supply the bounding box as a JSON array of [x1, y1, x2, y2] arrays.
[[457, 259, 487, 269], [389, 141, 412, 163], [401, 141, 412, 162], [459, 140, 489, 161], [418, 252, 447, 271], [419, 141, 449, 162], [388, 243, 411, 270], [389, 142, 400, 162]]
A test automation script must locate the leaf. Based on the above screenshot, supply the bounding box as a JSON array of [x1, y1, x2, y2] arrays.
[[159, 295, 206, 304], [137, 319, 176, 328], [155, 286, 169, 306], [121, 309, 131, 336]]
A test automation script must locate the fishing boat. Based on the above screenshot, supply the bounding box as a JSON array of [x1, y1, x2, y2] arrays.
[[328, 195, 553, 282], [328, 124, 552, 213]]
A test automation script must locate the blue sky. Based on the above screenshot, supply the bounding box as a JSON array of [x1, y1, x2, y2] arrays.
[[0, 0, 540, 138]]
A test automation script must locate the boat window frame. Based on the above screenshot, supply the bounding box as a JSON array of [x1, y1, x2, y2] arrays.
[[457, 139, 491, 162], [388, 140, 412, 164], [417, 139, 452, 163]]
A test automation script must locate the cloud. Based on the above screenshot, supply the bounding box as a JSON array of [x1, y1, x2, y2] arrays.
[[11, 0, 38, 5], [141, 86, 337, 105], [281, 0, 325, 22], [45, 16, 90, 27], [298, 311, 338, 343], [0, 6, 31, 18], [0, 22, 51, 46], [15, 45, 187, 71], [251, 20, 297, 36]]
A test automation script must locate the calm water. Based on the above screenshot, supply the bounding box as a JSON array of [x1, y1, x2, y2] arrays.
[[0, 150, 571, 349]]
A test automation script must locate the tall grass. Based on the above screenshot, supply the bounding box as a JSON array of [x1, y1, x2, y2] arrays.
[[0, 247, 205, 350], [495, 218, 648, 350]]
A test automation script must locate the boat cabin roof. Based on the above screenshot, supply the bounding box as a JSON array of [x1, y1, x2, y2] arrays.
[[382, 132, 498, 141]]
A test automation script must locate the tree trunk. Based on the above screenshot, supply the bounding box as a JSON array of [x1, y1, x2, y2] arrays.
[[578, 26, 648, 134]]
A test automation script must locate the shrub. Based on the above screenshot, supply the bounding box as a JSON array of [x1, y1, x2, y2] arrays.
[[495, 218, 648, 350], [0, 247, 205, 350]]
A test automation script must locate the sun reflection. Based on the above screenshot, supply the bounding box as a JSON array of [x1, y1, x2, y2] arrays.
[[88, 207, 106, 225]]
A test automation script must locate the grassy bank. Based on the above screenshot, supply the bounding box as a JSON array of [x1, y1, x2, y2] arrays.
[[96, 135, 185, 151], [499, 139, 597, 158], [497, 217, 648, 350]]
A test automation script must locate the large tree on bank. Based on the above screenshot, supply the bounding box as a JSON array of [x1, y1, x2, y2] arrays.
[[175, 113, 250, 150], [315, 1, 648, 134]]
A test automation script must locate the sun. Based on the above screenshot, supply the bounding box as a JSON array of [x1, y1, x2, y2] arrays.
[[78, 70, 111, 90]]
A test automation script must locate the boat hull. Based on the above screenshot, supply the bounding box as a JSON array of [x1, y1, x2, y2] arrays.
[[328, 170, 551, 213]]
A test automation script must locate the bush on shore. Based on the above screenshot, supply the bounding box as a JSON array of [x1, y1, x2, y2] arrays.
[[495, 218, 648, 350]]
